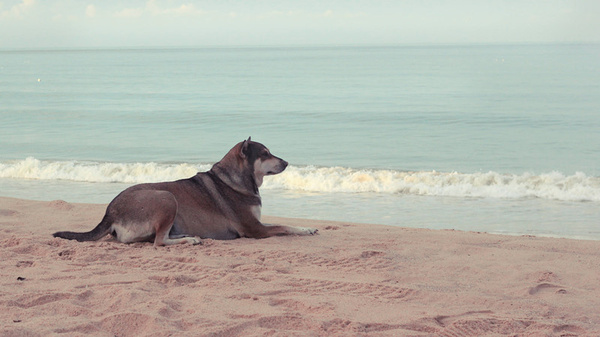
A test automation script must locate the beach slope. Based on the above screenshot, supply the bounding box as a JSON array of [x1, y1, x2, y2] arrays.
[[1, 196, 599, 336]]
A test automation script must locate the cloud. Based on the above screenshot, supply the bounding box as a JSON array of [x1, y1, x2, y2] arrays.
[[113, 0, 203, 19], [114, 7, 143, 18], [1, 0, 35, 19], [149, 2, 203, 16], [85, 4, 96, 18]]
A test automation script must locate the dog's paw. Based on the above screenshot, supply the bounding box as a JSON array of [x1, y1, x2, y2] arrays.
[[299, 227, 319, 235], [187, 236, 203, 245]]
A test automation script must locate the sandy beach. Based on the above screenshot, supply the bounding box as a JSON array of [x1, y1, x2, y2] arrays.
[[1, 196, 599, 336]]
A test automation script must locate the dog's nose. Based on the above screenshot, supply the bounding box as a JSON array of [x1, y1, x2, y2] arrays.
[[282, 160, 288, 169]]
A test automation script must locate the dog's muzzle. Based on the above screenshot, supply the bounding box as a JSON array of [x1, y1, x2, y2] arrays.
[[268, 160, 288, 175]]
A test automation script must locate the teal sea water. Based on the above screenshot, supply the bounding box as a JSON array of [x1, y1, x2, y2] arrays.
[[1, 44, 599, 239]]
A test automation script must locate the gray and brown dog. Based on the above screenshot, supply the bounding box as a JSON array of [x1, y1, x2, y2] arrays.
[[53, 138, 317, 246]]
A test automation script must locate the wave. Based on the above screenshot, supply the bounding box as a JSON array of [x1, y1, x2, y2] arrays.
[[0, 157, 210, 184], [1, 157, 599, 202]]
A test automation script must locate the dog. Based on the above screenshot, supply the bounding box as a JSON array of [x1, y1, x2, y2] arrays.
[[53, 138, 317, 245]]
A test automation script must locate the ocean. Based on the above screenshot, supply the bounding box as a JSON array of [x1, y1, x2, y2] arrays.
[[1, 44, 599, 239]]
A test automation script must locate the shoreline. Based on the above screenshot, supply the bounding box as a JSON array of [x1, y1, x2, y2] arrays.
[[1, 196, 600, 336], [2, 182, 599, 241]]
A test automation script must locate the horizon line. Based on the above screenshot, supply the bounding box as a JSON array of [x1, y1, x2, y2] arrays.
[[2, 41, 599, 53]]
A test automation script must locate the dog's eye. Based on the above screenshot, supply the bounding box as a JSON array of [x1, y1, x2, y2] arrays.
[[260, 151, 270, 158]]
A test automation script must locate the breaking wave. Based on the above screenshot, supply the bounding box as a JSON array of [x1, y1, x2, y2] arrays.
[[0, 157, 210, 184], [1, 157, 599, 202], [266, 166, 600, 202]]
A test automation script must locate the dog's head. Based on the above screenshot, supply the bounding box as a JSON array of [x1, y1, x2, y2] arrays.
[[239, 137, 288, 187], [212, 137, 288, 193]]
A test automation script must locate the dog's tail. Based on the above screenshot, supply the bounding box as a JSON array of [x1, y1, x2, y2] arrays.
[[53, 216, 113, 242]]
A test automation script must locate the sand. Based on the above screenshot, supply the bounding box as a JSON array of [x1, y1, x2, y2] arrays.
[[1, 196, 599, 336]]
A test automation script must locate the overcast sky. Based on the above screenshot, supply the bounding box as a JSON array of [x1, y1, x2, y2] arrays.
[[1, 0, 599, 49]]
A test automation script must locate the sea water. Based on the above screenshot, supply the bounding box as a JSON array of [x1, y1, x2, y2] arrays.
[[1, 44, 599, 239]]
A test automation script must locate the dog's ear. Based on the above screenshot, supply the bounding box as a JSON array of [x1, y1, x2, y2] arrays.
[[240, 138, 250, 158]]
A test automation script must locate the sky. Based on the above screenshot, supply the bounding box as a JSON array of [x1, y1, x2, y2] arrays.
[[1, 0, 599, 49]]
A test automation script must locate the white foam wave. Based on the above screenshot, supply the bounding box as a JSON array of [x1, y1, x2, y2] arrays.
[[0, 157, 209, 184], [265, 166, 600, 202], [1, 158, 599, 202]]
